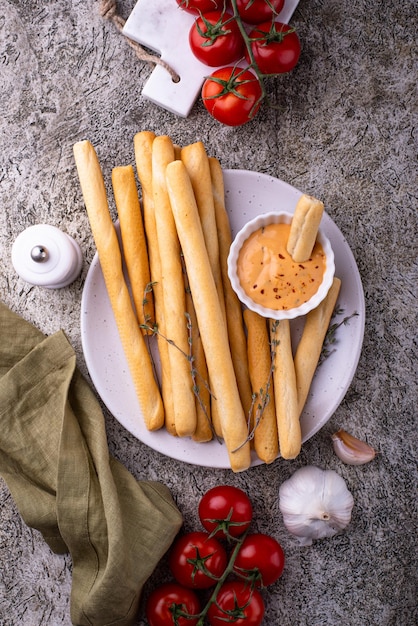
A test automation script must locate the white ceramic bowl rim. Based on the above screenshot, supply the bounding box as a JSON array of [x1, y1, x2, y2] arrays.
[[227, 211, 335, 321]]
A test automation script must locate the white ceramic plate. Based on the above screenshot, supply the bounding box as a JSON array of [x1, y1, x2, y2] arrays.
[[81, 170, 365, 468]]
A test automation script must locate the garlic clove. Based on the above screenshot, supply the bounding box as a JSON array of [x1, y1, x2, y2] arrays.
[[279, 466, 354, 546], [331, 429, 376, 465]]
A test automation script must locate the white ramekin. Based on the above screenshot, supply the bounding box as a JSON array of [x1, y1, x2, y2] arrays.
[[227, 211, 335, 321]]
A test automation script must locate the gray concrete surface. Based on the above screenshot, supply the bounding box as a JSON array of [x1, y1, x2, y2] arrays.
[[0, 1, 416, 624]]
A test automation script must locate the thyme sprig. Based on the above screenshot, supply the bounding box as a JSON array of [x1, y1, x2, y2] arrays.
[[319, 308, 359, 365]]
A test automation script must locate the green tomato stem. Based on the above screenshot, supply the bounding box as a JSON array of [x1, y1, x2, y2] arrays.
[[194, 529, 249, 625], [228, 0, 268, 112]]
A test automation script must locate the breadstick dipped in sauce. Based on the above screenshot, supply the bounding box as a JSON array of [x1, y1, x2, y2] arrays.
[[237, 221, 326, 311], [287, 194, 324, 263]]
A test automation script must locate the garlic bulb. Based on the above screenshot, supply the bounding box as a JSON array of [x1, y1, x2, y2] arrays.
[[331, 429, 376, 465], [279, 466, 354, 546]]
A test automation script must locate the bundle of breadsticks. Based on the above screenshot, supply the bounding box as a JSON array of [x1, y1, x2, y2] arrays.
[[73, 134, 340, 472]]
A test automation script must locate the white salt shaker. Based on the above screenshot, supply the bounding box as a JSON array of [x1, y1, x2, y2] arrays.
[[11, 224, 83, 288]]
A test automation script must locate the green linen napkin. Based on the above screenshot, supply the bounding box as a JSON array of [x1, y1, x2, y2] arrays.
[[0, 301, 183, 625]]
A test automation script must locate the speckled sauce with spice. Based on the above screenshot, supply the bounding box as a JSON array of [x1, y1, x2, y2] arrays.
[[237, 222, 326, 310]]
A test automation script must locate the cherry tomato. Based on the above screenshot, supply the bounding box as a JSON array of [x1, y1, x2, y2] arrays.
[[235, 0, 285, 24], [208, 581, 265, 626], [169, 531, 228, 589], [202, 66, 262, 126], [176, 0, 226, 14], [198, 485, 253, 538], [146, 582, 201, 626], [246, 21, 301, 74], [233, 533, 285, 587], [189, 11, 245, 67]]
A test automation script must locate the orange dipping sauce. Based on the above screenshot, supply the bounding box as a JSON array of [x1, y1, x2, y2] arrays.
[[236, 223, 326, 311]]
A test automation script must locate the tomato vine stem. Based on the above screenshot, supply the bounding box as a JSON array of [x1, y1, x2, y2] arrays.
[[171, 526, 258, 624], [194, 528, 251, 625], [228, 0, 268, 114]]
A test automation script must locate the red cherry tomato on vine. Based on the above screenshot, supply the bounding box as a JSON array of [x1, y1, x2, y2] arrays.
[[189, 11, 245, 67], [176, 0, 226, 14], [235, 0, 285, 24], [146, 582, 201, 626], [202, 66, 262, 126], [208, 581, 265, 626], [233, 533, 285, 587], [246, 21, 301, 74], [198, 485, 253, 538], [169, 531, 228, 589]]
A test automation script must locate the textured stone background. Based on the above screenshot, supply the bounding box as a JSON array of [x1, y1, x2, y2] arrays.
[[0, 1, 417, 624]]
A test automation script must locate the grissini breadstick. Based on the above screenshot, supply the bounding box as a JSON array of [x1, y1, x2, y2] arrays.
[[185, 285, 213, 443], [111, 165, 154, 332], [133, 132, 155, 219], [133, 132, 159, 291], [166, 160, 251, 472], [181, 142, 226, 321], [73, 140, 164, 431], [295, 277, 342, 415], [244, 309, 278, 464], [287, 194, 324, 262], [133, 131, 176, 435], [270, 319, 301, 460], [181, 145, 226, 438], [209, 156, 253, 421], [152, 135, 197, 438]]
